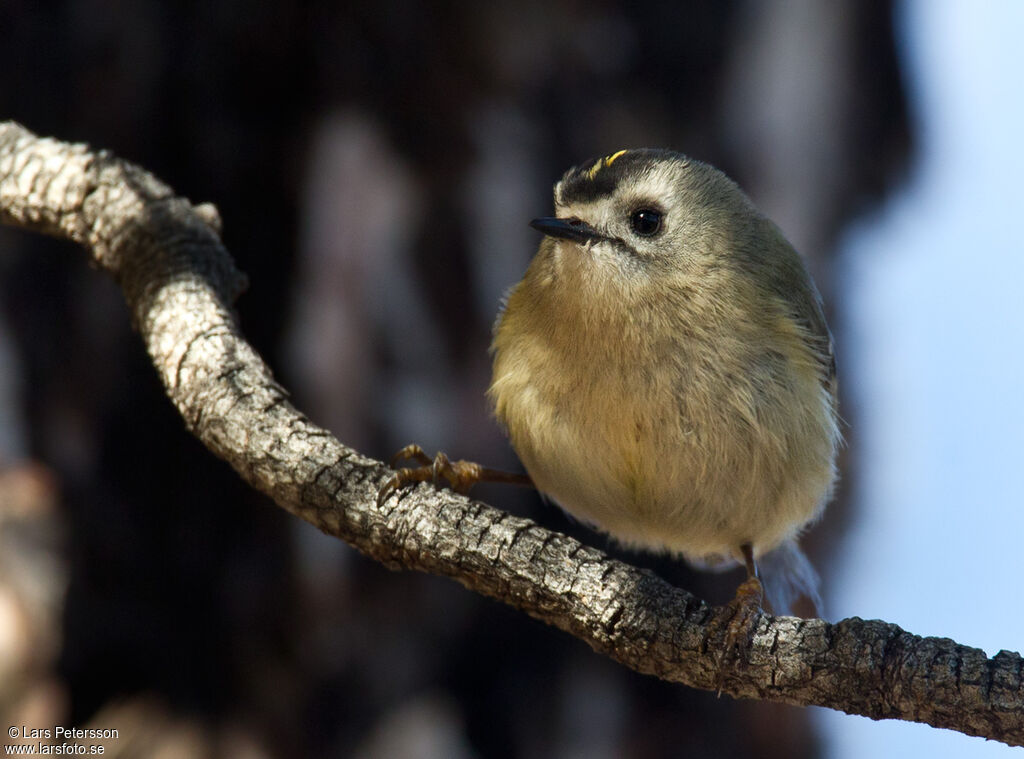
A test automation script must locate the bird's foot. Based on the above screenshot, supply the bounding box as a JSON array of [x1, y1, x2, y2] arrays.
[[710, 573, 766, 692], [376, 444, 531, 507]]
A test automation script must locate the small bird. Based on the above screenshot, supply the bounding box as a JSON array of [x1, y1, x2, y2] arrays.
[[381, 149, 839, 623]]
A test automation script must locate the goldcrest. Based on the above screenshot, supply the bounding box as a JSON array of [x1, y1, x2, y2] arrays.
[[488, 149, 839, 611], [381, 148, 839, 614]]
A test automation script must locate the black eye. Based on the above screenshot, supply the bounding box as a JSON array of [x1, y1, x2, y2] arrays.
[[629, 208, 663, 236]]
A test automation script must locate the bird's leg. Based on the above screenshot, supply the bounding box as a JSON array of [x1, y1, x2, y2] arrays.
[[376, 444, 533, 507], [733, 543, 766, 615], [712, 543, 767, 686]]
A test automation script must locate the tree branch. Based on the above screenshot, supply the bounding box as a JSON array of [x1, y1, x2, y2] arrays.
[[1, 121, 1021, 746]]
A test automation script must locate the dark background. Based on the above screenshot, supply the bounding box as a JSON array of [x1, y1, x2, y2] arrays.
[[0, 2, 910, 757]]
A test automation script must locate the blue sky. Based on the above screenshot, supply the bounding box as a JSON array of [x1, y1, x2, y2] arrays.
[[820, 1, 1024, 755]]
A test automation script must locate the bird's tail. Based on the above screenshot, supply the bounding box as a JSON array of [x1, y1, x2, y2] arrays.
[[759, 540, 823, 618]]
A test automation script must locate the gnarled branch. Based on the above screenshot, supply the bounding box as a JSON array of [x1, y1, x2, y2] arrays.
[[1, 121, 1021, 746]]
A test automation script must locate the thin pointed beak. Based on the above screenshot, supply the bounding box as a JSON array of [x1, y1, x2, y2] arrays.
[[530, 216, 604, 243]]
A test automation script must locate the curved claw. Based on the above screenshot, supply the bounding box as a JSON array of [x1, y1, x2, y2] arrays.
[[710, 574, 766, 692], [376, 443, 533, 507], [720, 575, 765, 654], [390, 444, 432, 469], [376, 473, 401, 509], [376, 463, 435, 508], [431, 452, 447, 486]]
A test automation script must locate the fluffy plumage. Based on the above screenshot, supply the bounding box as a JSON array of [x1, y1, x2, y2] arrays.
[[489, 150, 839, 608]]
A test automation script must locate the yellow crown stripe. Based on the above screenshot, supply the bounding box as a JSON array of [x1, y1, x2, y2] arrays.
[[604, 149, 628, 167], [585, 149, 629, 180]]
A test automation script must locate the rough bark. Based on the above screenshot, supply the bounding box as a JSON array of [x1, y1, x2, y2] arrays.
[[1, 121, 1020, 746]]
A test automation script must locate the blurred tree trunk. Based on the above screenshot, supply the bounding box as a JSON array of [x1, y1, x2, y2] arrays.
[[0, 2, 910, 756]]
